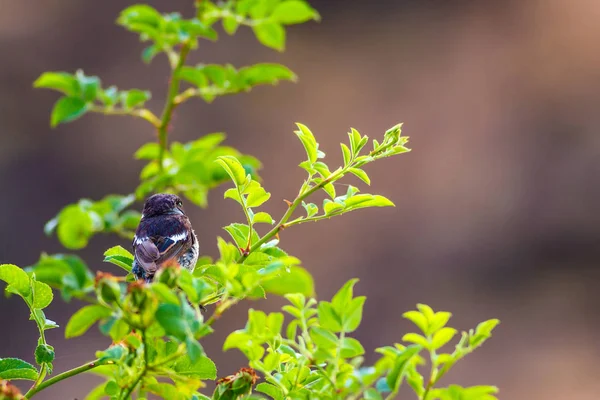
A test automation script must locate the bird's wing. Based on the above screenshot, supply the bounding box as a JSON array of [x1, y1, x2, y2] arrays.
[[134, 231, 190, 274]]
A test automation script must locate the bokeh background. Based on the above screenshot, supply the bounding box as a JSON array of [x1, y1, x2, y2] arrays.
[[1, 0, 600, 399]]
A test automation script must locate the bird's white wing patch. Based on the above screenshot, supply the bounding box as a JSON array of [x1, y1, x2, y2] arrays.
[[169, 231, 188, 242]]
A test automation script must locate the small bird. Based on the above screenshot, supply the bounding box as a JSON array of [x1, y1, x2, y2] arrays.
[[132, 193, 199, 282]]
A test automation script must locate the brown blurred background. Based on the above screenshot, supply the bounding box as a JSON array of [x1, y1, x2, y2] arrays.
[[1, 0, 600, 399]]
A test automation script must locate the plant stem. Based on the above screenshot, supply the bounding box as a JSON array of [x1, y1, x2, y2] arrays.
[[24, 359, 107, 399], [120, 367, 146, 400], [157, 42, 191, 171], [422, 339, 438, 400], [27, 304, 51, 396], [88, 106, 161, 127], [236, 167, 348, 263]]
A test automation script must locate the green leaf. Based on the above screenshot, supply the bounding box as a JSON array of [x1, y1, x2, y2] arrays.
[[429, 311, 452, 334], [364, 388, 383, 400], [323, 199, 344, 215], [470, 319, 500, 348], [50, 96, 87, 127], [35, 344, 55, 365], [340, 337, 365, 358], [155, 304, 188, 340], [84, 382, 108, 400], [402, 333, 430, 348], [56, 205, 94, 249], [0, 358, 38, 381], [173, 355, 217, 379], [310, 327, 338, 349], [349, 167, 371, 185], [386, 345, 422, 392], [431, 327, 457, 350], [75, 71, 100, 102], [322, 182, 336, 199], [331, 278, 358, 311], [178, 66, 208, 87], [103, 246, 134, 272], [317, 302, 343, 332], [216, 155, 248, 187], [123, 89, 151, 109], [104, 380, 119, 396], [253, 22, 286, 51], [262, 266, 314, 297], [186, 337, 204, 363], [302, 202, 318, 217], [223, 16, 240, 35], [343, 296, 366, 333], [417, 303, 435, 322], [294, 123, 318, 164], [32, 280, 53, 309], [65, 305, 112, 338], [253, 212, 274, 224], [341, 143, 351, 166], [135, 143, 160, 160], [34, 72, 79, 96], [246, 185, 271, 208], [403, 311, 428, 335], [271, 1, 319, 24], [239, 63, 296, 87], [0, 264, 31, 298], [256, 383, 284, 400], [146, 383, 182, 400]]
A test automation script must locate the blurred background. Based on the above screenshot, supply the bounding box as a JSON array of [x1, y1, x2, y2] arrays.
[[1, 0, 600, 398]]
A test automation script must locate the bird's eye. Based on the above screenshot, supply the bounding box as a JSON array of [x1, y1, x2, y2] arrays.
[[176, 200, 183, 207]]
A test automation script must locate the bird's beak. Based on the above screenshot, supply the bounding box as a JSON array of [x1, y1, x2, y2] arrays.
[[170, 208, 184, 216]]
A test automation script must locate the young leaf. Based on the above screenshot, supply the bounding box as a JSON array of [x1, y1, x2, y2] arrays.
[[341, 143, 351, 166], [253, 22, 286, 51], [34, 72, 79, 96], [349, 167, 371, 185], [431, 327, 457, 350], [253, 212, 274, 224], [216, 155, 248, 187], [65, 305, 112, 338], [402, 333, 430, 348], [32, 280, 53, 309], [123, 89, 150, 109], [403, 311, 428, 335], [103, 246, 134, 272], [34, 344, 55, 365], [340, 337, 365, 358], [256, 383, 284, 400], [246, 185, 271, 208], [271, 1, 319, 24], [0, 264, 31, 298], [178, 66, 208, 87], [50, 97, 87, 127], [429, 311, 452, 334], [262, 266, 314, 297]]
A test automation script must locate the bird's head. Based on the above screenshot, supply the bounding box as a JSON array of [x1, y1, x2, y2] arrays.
[[141, 193, 185, 219]]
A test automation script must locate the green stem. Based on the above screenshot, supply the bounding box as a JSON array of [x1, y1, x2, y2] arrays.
[[88, 106, 160, 127], [26, 306, 51, 396], [24, 359, 107, 399], [157, 42, 192, 171], [120, 367, 146, 400], [236, 167, 348, 263], [422, 338, 438, 400]]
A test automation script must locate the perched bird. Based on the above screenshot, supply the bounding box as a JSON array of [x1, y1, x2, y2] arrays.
[[132, 193, 199, 282]]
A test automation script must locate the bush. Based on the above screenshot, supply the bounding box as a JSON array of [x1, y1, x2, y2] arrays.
[[0, 2, 499, 399]]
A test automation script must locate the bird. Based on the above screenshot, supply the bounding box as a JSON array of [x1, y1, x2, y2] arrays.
[[131, 193, 199, 282]]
